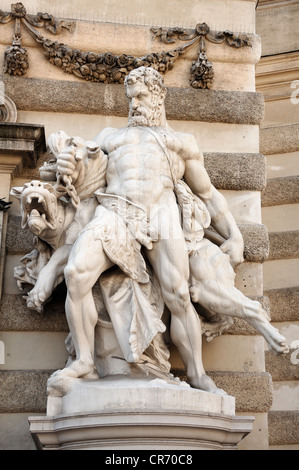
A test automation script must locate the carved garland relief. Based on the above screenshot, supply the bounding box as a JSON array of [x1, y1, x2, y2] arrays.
[[0, 3, 252, 89]]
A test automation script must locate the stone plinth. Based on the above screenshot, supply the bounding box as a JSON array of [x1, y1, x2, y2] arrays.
[[29, 376, 254, 450]]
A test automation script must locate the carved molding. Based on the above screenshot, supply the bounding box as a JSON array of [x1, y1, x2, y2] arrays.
[[0, 89, 17, 122], [1, 3, 252, 89], [256, 51, 299, 101], [256, 0, 298, 10], [0, 122, 46, 170]]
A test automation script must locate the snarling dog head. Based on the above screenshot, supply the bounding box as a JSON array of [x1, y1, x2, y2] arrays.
[[11, 180, 58, 236]]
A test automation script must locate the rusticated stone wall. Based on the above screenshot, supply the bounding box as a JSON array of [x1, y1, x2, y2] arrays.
[[256, 0, 299, 450]]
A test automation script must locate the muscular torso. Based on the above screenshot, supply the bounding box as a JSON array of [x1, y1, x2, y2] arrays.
[[101, 126, 186, 210]]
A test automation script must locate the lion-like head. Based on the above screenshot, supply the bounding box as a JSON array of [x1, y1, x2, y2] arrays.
[[11, 180, 58, 236]]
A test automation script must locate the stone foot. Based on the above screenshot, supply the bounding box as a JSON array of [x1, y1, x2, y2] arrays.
[[47, 359, 96, 396], [189, 373, 227, 396]]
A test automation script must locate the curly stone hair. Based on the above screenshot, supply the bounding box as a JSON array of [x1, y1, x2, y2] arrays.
[[125, 66, 167, 98]]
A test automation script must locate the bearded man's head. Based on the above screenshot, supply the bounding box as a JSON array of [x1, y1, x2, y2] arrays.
[[125, 67, 167, 127]]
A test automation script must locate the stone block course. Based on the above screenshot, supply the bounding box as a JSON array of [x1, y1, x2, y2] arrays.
[[7, 154, 267, 197], [239, 223, 269, 262], [261, 175, 299, 207], [0, 293, 270, 339], [4, 76, 265, 125], [0, 293, 68, 332], [264, 287, 299, 323], [265, 350, 299, 382], [260, 124, 299, 155], [209, 371, 273, 413], [268, 231, 299, 260], [204, 153, 266, 191], [6, 215, 34, 254], [173, 370, 273, 413], [268, 410, 299, 445], [0, 370, 51, 413]]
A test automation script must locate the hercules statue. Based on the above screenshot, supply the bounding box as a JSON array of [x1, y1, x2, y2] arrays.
[[12, 66, 289, 396]]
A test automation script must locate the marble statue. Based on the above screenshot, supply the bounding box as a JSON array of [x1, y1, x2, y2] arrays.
[[12, 66, 289, 396]]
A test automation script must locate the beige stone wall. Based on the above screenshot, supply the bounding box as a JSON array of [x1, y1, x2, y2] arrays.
[[0, 0, 274, 450], [256, 0, 299, 450], [0, 0, 258, 32]]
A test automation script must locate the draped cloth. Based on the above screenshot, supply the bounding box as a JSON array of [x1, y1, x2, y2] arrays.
[[79, 192, 168, 367]]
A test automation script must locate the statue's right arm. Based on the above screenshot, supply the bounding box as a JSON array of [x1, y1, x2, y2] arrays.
[[56, 146, 78, 180], [55, 127, 117, 199]]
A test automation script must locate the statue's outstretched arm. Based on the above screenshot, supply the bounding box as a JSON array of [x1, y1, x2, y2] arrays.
[[183, 151, 244, 267]]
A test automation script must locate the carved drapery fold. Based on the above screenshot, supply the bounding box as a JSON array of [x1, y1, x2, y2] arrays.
[[0, 86, 17, 122]]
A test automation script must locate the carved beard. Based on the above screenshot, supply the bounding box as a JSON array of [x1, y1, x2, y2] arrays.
[[128, 110, 150, 127], [128, 102, 164, 127]]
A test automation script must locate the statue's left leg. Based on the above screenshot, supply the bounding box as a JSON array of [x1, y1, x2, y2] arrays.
[[146, 205, 225, 394], [51, 226, 114, 380]]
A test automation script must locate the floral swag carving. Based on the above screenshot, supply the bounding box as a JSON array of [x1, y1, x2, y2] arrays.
[[0, 3, 252, 89]]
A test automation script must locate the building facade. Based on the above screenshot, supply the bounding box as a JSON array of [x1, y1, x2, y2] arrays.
[[256, 0, 299, 450], [0, 0, 298, 450]]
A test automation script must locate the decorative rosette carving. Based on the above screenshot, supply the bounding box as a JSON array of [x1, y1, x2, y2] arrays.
[[151, 22, 251, 89], [4, 35, 29, 76]]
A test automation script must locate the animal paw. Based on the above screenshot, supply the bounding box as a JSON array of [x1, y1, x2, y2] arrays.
[[202, 317, 234, 342], [26, 283, 51, 312]]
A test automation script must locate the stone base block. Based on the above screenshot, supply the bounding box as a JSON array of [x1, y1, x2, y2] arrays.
[[29, 376, 254, 450]]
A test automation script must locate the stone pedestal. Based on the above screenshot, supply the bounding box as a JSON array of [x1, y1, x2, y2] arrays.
[[29, 376, 254, 450]]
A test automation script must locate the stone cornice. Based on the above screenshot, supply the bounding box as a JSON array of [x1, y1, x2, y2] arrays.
[[256, 51, 299, 101], [0, 123, 46, 176], [257, 0, 299, 12]]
